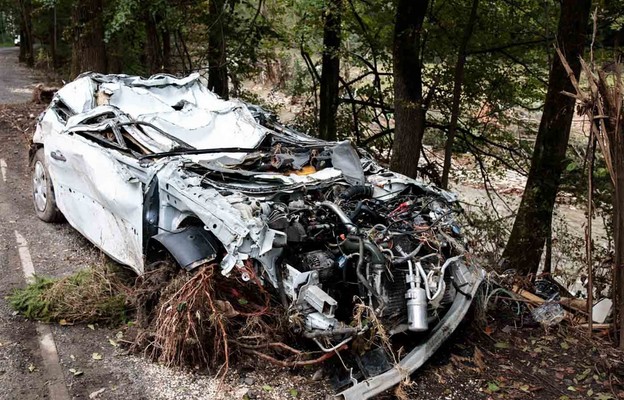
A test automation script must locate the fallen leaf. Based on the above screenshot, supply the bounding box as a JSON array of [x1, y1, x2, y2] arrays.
[[473, 347, 486, 372], [108, 338, 118, 347], [87, 324, 95, 330], [262, 385, 273, 392], [28, 363, 36, 373], [494, 342, 510, 349], [487, 382, 500, 392], [92, 353, 102, 360], [560, 341, 570, 350], [69, 368, 83, 376]]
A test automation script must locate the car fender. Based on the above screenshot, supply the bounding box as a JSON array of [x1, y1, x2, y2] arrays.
[[148, 225, 220, 270]]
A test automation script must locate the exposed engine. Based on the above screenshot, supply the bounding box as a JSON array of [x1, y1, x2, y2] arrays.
[[259, 183, 467, 351]]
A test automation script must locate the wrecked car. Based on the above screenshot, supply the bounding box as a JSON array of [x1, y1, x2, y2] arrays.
[[31, 73, 483, 399]]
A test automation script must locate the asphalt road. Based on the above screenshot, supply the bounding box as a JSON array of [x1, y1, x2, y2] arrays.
[[0, 46, 154, 400], [0, 47, 37, 104]]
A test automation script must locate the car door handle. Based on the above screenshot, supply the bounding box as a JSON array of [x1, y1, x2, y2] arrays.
[[50, 151, 66, 162]]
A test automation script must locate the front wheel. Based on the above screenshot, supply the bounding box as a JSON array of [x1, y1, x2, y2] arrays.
[[32, 148, 64, 222]]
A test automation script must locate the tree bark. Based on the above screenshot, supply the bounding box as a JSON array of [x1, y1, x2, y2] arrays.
[[145, 12, 161, 75], [18, 0, 34, 67], [318, 0, 342, 141], [162, 29, 171, 72], [502, 0, 590, 276], [441, 0, 479, 189], [207, 0, 229, 99], [70, 0, 107, 77], [389, 0, 429, 179]]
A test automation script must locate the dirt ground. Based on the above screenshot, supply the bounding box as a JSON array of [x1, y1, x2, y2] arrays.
[[0, 48, 623, 400]]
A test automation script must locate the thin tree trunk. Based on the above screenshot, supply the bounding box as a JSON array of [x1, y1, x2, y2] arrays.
[[18, 0, 34, 67], [441, 0, 479, 189], [49, 5, 58, 69], [145, 12, 161, 75], [162, 29, 171, 72], [389, 0, 429, 179], [318, 0, 342, 141], [207, 0, 229, 99], [70, 0, 107, 77], [502, 0, 590, 276]]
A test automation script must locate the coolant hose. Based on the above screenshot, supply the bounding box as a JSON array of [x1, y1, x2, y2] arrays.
[[342, 236, 386, 310], [340, 185, 373, 201]]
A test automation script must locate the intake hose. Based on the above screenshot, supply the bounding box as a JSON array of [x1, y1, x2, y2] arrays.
[[320, 201, 358, 234], [340, 185, 373, 201]]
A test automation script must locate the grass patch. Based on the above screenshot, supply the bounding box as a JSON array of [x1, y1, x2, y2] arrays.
[[8, 265, 132, 325]]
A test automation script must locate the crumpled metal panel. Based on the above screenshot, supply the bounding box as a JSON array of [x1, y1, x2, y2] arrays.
[[77, 73, 267, 156]]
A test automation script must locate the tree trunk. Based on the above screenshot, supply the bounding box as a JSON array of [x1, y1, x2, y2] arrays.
[[389, 0, 429, 179], [318, 0, 342, 141], [49, 5, 58, 69], [70, 0, 107, 77], [18, 0, 34, 67], [441, 0, 479, 189], [207, 0, 229, 99], [145, 12, 162, 75], [615, 161, 624, 348], [162, 29, 171, 72], [502, 0, 590, 275]]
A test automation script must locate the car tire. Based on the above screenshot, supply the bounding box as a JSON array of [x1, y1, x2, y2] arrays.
[[32, 148, 64, 222]]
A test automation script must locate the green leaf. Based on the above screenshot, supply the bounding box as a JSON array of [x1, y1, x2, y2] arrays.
[[565, 161, 578, 172], [262, 385, 273, 391], [494, 342, 510, 349], [487, 382, 500, 392], [289, 388, 299, 397], [238, 298, 249, 305]]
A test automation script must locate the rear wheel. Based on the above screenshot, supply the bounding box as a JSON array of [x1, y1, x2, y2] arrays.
[[32, 148, 63, 222]]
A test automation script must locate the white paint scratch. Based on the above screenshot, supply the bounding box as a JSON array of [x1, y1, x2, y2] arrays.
[[14, 230, 70, 400]]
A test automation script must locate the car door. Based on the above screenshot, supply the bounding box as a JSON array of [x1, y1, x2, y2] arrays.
[[44, 131, 145, 271]]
